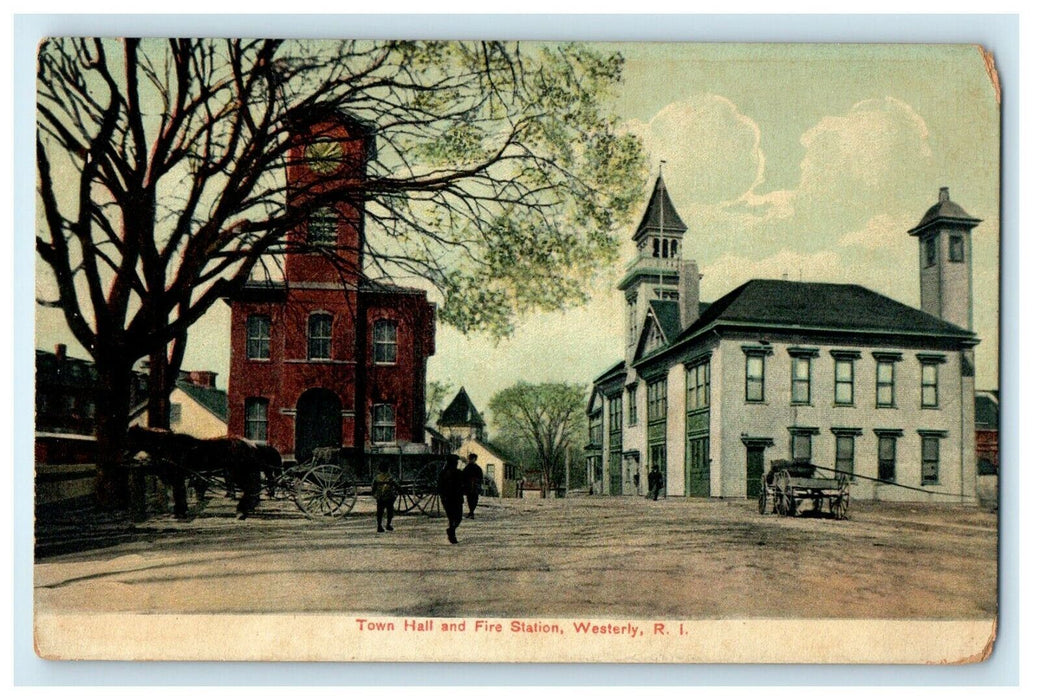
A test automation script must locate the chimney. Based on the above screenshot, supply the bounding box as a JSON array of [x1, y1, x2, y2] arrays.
[[186, 370, 217, 388], [54, 344, 66, 361], [679, 260, 701, 329], [939, 186, 950, 203]]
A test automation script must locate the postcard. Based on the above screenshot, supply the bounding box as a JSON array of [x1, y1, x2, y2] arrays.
[[33, 38, 999, 663]]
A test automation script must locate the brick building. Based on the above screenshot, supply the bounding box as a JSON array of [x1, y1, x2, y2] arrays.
[[225, 114, 436, 463]]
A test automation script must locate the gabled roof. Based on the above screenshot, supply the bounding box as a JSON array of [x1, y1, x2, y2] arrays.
[[648, 299, 682, 342], [176, 380, 229, 423], [633, 175, 688, 241], [460, 437, 520, 467], [438, 387, 485, 427], [635, 279, 978, 364]]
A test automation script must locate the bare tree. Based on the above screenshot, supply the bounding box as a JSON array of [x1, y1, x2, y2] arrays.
[[488, 382, 586, 497], [36, 38, 645, 509]]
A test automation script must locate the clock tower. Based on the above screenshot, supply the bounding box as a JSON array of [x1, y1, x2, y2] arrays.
[[285, 116, 375, 286]]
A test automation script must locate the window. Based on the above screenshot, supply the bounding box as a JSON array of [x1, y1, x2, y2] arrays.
[[608, 395, 623, 433], [647, 379, 667, 422], [486, 464, 495, 480], [246, 314, 271, 360], [949, 235, 964, 262], [308, 207, 337, 246], [877, 435, 897, 482], [245, 398, 269, 443], [876, 360, 895, 407], [746, 354, 765, 402], [925, 235, 937, 267], [791, 357, 811, 405], [921, 362, 939, 408], [170, 403, 182, 424], [373, 319, 398, 364], [653, 238, 660, 258], [588, 411, 603, 446], [835, 434, 855, 479], [921, 436, 940, 485], [308, 313, 332, 360], [687, 360, 710, 410], [834, 358, 854, 405], [627, 385, 637, 426], [372, 404, 396, 444], [791, 432, 813, 462]]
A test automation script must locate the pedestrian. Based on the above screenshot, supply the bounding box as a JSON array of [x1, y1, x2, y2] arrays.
[[462, 453, 483, 519], [437, 455, 465, 544], [372, 462, 399, 533], [648, 466, 663, 501], [633, 471, 640, 494]]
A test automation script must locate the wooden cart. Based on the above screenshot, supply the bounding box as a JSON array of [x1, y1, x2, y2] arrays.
[[758, 460, 850, 520], [291, 447, 448, 522]]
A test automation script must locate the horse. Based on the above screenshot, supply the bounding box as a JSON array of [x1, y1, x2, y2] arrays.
[[125, 426, 273, 519]]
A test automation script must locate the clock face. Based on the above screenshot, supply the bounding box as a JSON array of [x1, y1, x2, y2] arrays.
[[305, 140, 343, 174]]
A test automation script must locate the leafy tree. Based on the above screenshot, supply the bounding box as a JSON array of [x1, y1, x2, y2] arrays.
[[425, 379, 453, 426], [36, 38, 646, 509], [488, 381, 586, 497]]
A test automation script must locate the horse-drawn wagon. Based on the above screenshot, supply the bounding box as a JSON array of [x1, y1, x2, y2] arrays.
[[290, 446, 449, 522], [758, 460, 850, 520], [125, 425, 450, 521]]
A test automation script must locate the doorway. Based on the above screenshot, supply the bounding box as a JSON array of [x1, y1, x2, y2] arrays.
[[295, 388, 343, 463]]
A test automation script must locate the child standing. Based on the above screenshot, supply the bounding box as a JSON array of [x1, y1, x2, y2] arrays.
[[372, 463, 399, 533]]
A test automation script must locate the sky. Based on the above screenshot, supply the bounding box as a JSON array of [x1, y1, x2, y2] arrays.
[[35, 42, 1001, 419]]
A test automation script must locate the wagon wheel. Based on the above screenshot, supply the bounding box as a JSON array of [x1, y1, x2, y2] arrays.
[[294, 463, 357, 521], [414, 460, 444, 517], [831, 477, 850, 520], [394, 482, 420, 513]]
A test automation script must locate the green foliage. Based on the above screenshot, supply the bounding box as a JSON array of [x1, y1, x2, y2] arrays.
[[488, 381, 587, 489]]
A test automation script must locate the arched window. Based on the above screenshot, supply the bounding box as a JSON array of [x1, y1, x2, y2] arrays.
[[652, 238, 660, 258], [670, 239, 678, 258], [308, 312, 333, 360], [373, 319, 398, 364]]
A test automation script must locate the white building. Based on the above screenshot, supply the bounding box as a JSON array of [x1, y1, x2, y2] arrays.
[[586, 180, 980, 504]]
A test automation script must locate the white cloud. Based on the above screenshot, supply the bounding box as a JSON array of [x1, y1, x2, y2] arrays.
[[838, 214, 905, 250], [628, 94, 764, 206]]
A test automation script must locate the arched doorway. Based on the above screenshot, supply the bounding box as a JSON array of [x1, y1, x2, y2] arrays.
[[295, 388, 342, 463]]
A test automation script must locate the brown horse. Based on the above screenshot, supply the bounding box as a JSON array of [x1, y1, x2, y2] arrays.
[[126, 426, 276, 519]]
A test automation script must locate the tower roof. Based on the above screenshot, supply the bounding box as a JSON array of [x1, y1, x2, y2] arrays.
[[908, 187, 982, 236], [633, 175, 688, 241], [438, 387, 485, 427]]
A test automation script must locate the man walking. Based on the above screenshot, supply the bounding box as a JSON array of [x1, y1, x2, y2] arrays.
[[462, 453, 483, 519], [648, 465, 664, 501], [437, 455, 465, 544]]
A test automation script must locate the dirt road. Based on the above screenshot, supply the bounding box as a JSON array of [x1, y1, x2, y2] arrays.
[[34, 495, 997, 620]]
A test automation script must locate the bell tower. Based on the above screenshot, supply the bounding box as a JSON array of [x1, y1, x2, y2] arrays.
[[617, 173, 694, 362], [908, 187, 981, 331]]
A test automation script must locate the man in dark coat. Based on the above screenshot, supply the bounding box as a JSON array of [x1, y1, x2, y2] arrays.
[[437, 455, 465, 544], [462, 453, 483, 519], [647, 465, 664, 501]]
